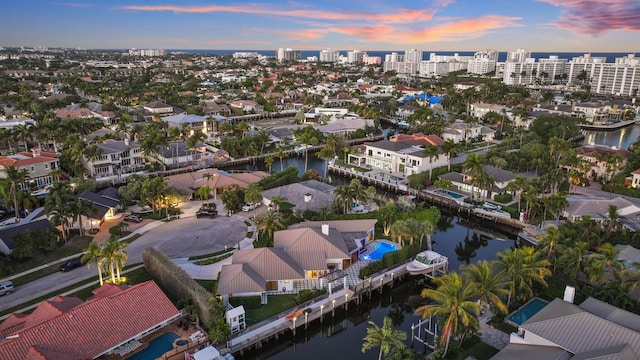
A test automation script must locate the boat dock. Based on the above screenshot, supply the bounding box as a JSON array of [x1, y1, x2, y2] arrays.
[[227, 262, 412, 356], [579, 119, 638, 131]]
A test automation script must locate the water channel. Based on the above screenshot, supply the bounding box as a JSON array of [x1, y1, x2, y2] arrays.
[[232, 125, 639, 359]]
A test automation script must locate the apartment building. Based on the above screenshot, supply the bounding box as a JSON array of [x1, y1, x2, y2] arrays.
[[319, 49, 340, 62]]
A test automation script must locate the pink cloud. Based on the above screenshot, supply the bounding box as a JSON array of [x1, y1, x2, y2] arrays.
[[536, 0, 640, 35], [120, 4, 435, 24], [327, 15, 521, 43]]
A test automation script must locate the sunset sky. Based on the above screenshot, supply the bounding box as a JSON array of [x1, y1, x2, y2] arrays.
[[2, 0, 639, 52]]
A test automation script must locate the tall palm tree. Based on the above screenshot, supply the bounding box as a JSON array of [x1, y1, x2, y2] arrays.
[[506, 174, 528, 214], [274, 148, 287, 172], [244, 184, 263, 219], [44, 191, 74, 241], [462, 154, 484, 201], [537, 226, 565, 271], [461, 260, 508, 315], [332, 185, 352, 214], [296, 129, 319, 172], [495, 247, 551, 307], [72, 198, 96, 236], [604, 205, 620, 240], [361, 317, 407, 360], [422, 145, 441, 181], [414, 273, 479, 356], [440, 140, 459, 172], [82, 241, 105, 286], [390, 220, 408, 245], [5, 166, 28, 220], [621, 263, 640, 297], [586, 243, 623, 284]]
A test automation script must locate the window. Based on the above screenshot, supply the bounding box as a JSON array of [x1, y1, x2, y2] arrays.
[[30, 166, 35, 172], [44, 164, 49, 169]]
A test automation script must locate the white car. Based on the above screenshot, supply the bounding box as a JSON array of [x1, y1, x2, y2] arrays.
[[242, 203, 260, 212]]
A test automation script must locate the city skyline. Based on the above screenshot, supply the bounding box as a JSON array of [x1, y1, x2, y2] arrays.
[[1, 0, 639, 52]]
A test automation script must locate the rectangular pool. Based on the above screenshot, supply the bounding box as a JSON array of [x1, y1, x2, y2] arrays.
[[506, 298, 549, 326], [434, 189, 466, 199]]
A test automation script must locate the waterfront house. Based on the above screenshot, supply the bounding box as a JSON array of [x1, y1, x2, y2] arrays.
[[438, 165, 516, 200], [229, 100, 263, 114], [163, 113, 226, 135], [0, 149, 60, 190], [217, 219, 376, 303], [491, 297, 640, 359], [563, 195, 640, 223], [82, 139, 145, 182], [572, 144, 630, 181], [164, 169, 268, 199], [0, 281, 180, 360], [348, 139, 447, 177], [152, 140, 207, 169]]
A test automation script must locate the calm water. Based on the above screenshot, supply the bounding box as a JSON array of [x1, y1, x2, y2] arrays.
[[581, 124, 640, 150], [237, 215, 516, 360]]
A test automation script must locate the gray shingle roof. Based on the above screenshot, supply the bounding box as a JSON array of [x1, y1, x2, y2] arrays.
[[0, 219, 56, 250], [261, 180, 335, 213], [365, 140, 413, 152], [96, 140, 140, 154]]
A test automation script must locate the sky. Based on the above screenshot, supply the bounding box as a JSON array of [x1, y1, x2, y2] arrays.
[[1, 0, 639, 53]]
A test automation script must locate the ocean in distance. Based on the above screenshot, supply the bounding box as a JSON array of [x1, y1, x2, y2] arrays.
[[167, 49, 636, 63]]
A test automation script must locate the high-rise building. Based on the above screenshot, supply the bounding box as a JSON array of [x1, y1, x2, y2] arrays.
[[347, 50, 365, 64], [128, 48, 166, 57], [363, 55, 382, 65], [276, 48, 301, 62], [319, 49, 340, 62], [567, 54, 640, 95], [405, 49, 423, 63], [508, 48, 531, 62]]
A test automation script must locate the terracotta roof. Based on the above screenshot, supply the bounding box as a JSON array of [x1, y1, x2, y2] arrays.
[[0, 154, 58, 168], [576, 144, 631, 160], [0, 281, 180, 360]]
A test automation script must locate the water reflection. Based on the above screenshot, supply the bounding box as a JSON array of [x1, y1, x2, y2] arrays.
[[581, 124, 640, 150]]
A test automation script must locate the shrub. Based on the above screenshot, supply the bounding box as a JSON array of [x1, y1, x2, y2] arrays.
[[493, 193, 513, 203], [256, 166, 299, 190]]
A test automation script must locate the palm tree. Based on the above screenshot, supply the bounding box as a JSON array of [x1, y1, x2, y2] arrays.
[[296, 129, 319, 172], [101, 238, 129, 283], [82, 241, 105, 286], [440, 140, 459, 172], [244, 184, 263, 219], [71, 198, 96, 236], [586, 243, 623, 284], [462, 154, 484, 201], [537, 226, 565, 271], [461, 260, 508, 315], [274, 148, 287, 172], [495, 247, 551, 308], [254, 209, 286, 243], [422, 145, 440, 181], [44, 190, 74, 241], [332, 185, 352, 214], [5, 166, 28, 220], [604, 205, 620, 240], [414, 273, 479, 356], [506, 174, 528, 214], [390, 220, 408, 245], [621, 263, 640, 297], [559, 241, 589, 279], [361, 317, 407, 360]]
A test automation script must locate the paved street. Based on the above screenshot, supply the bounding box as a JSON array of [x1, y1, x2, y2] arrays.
[[0, 199, 250, 312]]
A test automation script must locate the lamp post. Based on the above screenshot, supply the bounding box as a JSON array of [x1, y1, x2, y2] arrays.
[[320, 305, 324, 322], [344, 293, 349, 310], [332, 299, 336, 317], [293, 317, 297, 335]]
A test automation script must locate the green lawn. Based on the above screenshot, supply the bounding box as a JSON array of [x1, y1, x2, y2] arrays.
[[452, 337, 500, 360], [229, 294, 298, 323], [196, 279, 218, 293]]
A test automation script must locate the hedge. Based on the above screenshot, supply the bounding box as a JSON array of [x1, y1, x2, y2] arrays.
[[256, 166, 299, 190], [143, 248, 215, 328], [493, 193, 512, 203]]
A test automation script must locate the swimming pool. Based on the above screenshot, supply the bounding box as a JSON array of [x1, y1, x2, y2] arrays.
[[126, 332, 178, 360], [361, 242, 399, 261], [506, 298, 549, 326], [434, 189, 466, 199]]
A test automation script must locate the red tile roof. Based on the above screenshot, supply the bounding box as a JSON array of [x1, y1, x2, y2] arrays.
[[0, 281, 180, 360]]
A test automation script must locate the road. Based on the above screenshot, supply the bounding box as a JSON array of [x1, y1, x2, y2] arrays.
[[0, 200, 249, 312]]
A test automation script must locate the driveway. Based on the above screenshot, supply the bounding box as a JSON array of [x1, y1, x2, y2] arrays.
[[0, 204, 248, 313]]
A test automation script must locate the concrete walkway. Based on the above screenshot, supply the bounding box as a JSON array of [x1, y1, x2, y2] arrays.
[[478, 311, 510, 350]]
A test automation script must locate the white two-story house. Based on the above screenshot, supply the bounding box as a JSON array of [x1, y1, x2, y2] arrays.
[[83, 139, 145, 181], [349, 140, 447, 177], [442, 119, 495, 144]]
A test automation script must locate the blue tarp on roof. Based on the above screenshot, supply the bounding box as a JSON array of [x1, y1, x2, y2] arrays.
[[428, 96, 445, 104]]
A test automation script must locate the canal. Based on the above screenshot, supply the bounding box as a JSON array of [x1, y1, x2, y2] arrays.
[[236, 215, 516, 360], [581, 124, 640, 149]]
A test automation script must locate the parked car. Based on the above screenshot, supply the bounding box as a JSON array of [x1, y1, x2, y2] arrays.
[[242, 203, 260, 212], [124, 214, 143, 223], [59, 257, 84, 272], [196, 209, 218, 219], [0, 281, 14, 296]]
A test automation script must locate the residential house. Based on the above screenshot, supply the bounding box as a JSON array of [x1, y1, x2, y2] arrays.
[[0, 208, 55, 255], [83, 139, 145, 181], [348, 139, 447, 177], [316, 117, 375, 137], [469, 102, 509, 119], [163, 113, 226, 135], [204, 102, 231, 117], [74, 187, 121, 230], [442, 120, 495, 144], [143, 100, 173, 115], [389, 132, 444, 147], [0, 281, 181, 360], [217, 219, 376, 302], [164, 169, 268, 199], [0, 149, 60, 189], [573, 144, 630, 181], [563, 195, 640, 223], [153, 140, 207, 168], [303, 108, 349, 123], [229, 100, 263, 114], [438, 165, 516, 200], [627, 168, 640, 188], [491, 297, 640, 359], [261, 180, 335, 213], [0, 117, 36, 130]]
